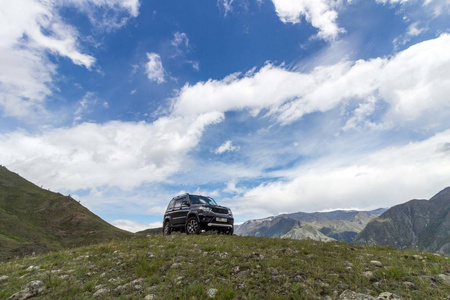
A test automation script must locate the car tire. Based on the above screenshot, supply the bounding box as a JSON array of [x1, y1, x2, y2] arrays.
[[227, 227, 234, 235], [163, 220, 171, 236], [185, 217, 200, 235]]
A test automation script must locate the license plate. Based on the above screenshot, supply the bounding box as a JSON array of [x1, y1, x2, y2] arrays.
[[216, 218, 227, 222]]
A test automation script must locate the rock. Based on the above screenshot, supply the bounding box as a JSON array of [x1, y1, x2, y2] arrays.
[[26, 266, 39, 271], [130, 278, 144, 285], [412, 255, 423, 260], [134, 285, 143, 291], [171, 263, 182, 268], [437, 274, 450, 284], [306, 254, 315, 259], [7, 280, 45, 300], [376, 292, 402, 299], [0, 275, 9, 282], [402, 281, 415, 289], [363, 271, 374, 279], [144, 295, 156, 300], [207, 288, 218, 298], [100, 272, 106, 278], [339, 290, 375, 299], [370, 261, 383, 268], [93, 288, 110, 297]]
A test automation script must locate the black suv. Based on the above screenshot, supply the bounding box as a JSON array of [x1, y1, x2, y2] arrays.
[[163, 194, 234, 235]]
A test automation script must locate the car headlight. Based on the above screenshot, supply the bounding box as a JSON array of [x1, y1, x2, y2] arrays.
[[200, 206, 212, 212], [228, 209, 233, 216]]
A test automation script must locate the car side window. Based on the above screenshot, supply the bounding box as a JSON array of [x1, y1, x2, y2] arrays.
[[174, 199, 182, 209], [167, 199, 175, 210]]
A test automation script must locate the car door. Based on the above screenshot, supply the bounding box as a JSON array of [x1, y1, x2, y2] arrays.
[[172, 199, 183, 225], [179, 196, 190, 225]]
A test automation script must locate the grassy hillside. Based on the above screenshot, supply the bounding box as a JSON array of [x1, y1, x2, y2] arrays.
[[0, 166, 133, 261], [0, 235, 449, 299]]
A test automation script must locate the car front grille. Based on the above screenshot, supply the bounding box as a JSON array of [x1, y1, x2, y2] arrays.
[[212, 207, 228, 214]]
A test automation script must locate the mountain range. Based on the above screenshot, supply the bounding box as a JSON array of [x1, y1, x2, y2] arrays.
[[0, 166, 132, 261], [355, 187, 450, 254], [235, 208, 387, 243]]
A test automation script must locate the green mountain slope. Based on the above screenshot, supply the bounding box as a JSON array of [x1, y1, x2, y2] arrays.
[[0, 235, 449, 299], [355, 187, 450, 254], [0, 166, 132, 260], [235, 209, 386, 243]]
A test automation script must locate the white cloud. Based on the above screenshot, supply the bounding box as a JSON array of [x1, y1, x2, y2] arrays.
[[0, 0, 139, 119], [225, 129, 450, 217], [217, 0, 234, 16], [0, 112, 224, 191], [214, 140, 240, 154], [145, 53, 166, 84], [171, 32, 189, 49], [173, 34, 450, 127], [111, 219, 162, 233], [271, 0, 344, 40], [73, 92, 99, 124], [223, 179, 246, 194], [148, 205, 167, 215]]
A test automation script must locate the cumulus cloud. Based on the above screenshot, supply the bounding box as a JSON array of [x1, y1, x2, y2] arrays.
[[145, 53, 166, 84], [0, 0, 139, 119], [224, 129, 450, 217], [271, 0, 344, 40], [214, 140, 240, 154], [173, 34, 450, 127], [0, 112, 224, 191]]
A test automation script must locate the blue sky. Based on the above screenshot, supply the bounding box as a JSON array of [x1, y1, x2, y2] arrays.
[[1, 0, 449, 232]]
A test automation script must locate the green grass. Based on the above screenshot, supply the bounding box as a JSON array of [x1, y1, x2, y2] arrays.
[[0, 234, 449, 299], [0, 166, 133, 261]]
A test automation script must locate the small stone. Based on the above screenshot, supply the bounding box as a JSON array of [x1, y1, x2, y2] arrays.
[[339, 289, 374, 299], [93, 288, 110, 297], [376, 292, 402, 299], [144, 294, 156, 300], [412, 255, 423, 260], [306, 254, 315, 259], [363, 271, 374, 279], [346, 267, 352, 270], [370, 261, 383, 268], [0, 275, 9, 282], [134, 285, 142, 291], [26, 266, 39, 271], [207, 288, 218, 298], [171, 262, 181, 268], [437, 274, 450, 284], [100, 272, 106, 278], [402, 281, 415, 288]]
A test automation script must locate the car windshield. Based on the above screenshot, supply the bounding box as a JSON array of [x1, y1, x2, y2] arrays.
[[189, 195, 218, 206]]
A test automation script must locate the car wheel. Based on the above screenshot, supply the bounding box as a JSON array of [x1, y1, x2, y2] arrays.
[[186, 217, 200, 235], [163, 221, 171, 236], [227, 227, 234, 235]]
